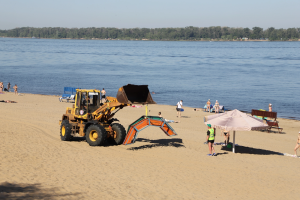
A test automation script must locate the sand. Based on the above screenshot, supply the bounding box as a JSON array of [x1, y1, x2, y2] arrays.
[[0, 92, 299, 199]]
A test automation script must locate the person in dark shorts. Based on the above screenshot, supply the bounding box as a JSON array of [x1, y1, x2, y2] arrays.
[[222, 130, 230, 146], [206, 124, 216, 156], [101, 88, 106, 98], [176, 100, 183, 118], [101, 88, 106, 103]]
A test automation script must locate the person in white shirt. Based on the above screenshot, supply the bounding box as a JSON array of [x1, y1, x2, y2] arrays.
[[176, 100, 183, 118]]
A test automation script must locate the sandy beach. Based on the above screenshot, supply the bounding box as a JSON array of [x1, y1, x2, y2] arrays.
[[0, 92, 299, 199]]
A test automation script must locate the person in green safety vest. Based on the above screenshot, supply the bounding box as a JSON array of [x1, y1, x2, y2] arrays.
[[206, 124, 216, 156]]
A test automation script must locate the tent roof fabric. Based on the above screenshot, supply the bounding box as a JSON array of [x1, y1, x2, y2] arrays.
[[204, 109, 269, 131]]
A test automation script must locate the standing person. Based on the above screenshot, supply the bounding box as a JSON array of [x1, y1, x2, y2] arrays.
[[13, 84, 18, 95], [294, 131, 300, 157], [206, 124, 216, 156], [176, 100, 183, 118], [101, 88, 106, 103], [206, 99, 211, 112], [222, 129, 230, 146], [7, 82, 11, 92], [214, 100, 220, 113], [0, 82, 3, 92], [269, 104, 272, 112]]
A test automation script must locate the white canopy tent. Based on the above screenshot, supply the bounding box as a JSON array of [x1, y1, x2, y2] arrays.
[[204, 109, 269, 153]]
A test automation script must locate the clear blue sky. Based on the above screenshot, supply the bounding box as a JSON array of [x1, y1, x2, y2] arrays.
[[0, 0, 299, 30]]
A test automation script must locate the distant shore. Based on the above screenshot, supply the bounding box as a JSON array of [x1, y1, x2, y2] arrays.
[[1, 36, 300, 42]]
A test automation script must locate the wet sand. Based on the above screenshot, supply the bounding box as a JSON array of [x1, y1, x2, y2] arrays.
[[0, 92, 299, 199]]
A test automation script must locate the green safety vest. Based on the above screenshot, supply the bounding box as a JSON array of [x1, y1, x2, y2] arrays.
[[208, 128, 215, 140]]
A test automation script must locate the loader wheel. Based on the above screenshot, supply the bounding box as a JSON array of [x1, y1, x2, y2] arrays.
[[86, 124, 107, 146], [109, 123, 126, 145], [60, 120, 72, 141]]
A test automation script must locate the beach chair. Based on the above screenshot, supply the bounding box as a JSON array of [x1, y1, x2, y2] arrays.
[[266, 120, 283, 133], [59, 87, 77, 102], [203, 104, 213, 112], [66, 95, 75, 103], [211, 105, 225, 113]]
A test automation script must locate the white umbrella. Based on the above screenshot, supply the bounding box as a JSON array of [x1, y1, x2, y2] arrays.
[[204, 109, 269, 153]]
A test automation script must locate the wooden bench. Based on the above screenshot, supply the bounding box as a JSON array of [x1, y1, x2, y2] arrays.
[[251, 109, 283, 133]]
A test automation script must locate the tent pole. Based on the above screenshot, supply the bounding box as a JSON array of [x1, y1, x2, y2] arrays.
[[233, 131, 236, 153]]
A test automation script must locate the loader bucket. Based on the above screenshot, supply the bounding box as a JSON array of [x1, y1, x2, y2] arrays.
[[116, 84, 156, 104]]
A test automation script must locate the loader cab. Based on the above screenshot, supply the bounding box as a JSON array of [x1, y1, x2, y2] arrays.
[[74, 90, 101, 116]]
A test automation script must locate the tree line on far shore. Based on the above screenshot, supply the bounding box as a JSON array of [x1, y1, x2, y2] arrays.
[[0, 26, 299, 41]]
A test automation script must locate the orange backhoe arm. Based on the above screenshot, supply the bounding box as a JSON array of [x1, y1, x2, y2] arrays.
[[123, 116, 177, 145]]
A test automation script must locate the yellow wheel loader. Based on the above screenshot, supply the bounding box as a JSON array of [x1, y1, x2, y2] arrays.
[[59, 84, 177, 146]]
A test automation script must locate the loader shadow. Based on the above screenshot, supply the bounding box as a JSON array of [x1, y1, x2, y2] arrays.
[[221, 145, 283, 155], [68, 137, 122, 147], [0, 182, 81, 200], [127, 138, 185, 151]]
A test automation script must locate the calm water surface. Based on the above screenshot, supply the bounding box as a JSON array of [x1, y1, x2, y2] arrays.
[[0, 38, 299, 119]]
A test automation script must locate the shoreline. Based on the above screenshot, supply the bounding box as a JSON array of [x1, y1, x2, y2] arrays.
[[2, 91, 299, 122]]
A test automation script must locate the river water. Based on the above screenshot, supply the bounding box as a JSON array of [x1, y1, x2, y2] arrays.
[[0, 38, 299, 119]]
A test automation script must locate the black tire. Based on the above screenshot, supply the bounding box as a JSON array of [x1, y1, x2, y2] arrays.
[[60, 120, 72, 141], [86, 124, 107, 146], [109, 123, 126, 145]]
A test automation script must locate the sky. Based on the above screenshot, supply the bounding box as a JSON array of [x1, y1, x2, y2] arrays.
[[0, 0, 299, 30]]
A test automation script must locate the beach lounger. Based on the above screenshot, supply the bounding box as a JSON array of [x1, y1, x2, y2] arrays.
[[211, 105, 225, 113], [59, 87, 77, 102], [266, 120, 283, 133]]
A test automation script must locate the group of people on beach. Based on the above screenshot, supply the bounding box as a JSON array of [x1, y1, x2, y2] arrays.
[[194, 99, 221, 113], [175, 99, 300, 157], [0, 82, 18, 95], [205, 99, 220, 113], [175, 99, 231, 156]]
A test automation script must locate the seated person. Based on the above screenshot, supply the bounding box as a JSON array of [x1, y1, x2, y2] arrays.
[[0, 100, 17, 103], [80, 96, 90, 115], [158, 112, 180, 123], [82, 96, 90, 110]]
